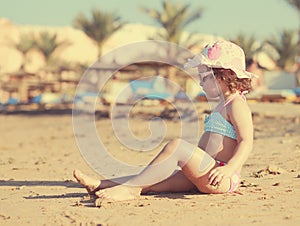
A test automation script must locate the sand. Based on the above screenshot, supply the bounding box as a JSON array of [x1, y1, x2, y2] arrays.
[[0, 102, 300, 226]]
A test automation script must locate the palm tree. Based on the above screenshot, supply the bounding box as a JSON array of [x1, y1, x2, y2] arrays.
[[8, 33, 36, 103], [231, 34, 261, 62], [285, 0, 300, 85], [285, 0, 300, 49], [34, 31, 72, 93], [73, 9, 125, 58], [10, 33, 35, 70], [140, 0, 203, 47], [34, 31, 69, 64], [140, 0, 203, 83], [265, 30, 298, 70]]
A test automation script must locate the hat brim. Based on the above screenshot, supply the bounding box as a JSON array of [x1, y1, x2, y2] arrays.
[[184, 55, 258, 79]]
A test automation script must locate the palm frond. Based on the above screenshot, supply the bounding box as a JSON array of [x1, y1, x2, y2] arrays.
[[140, 0, 203, 47], [34, 31, 70, 61], [73, 9, 125, 57], [265, 29, 298, 69]]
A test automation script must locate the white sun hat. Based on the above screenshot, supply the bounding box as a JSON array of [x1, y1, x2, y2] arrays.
[[184, 40, 258, 79]]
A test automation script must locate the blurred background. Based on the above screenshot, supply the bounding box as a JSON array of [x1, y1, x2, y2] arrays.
[[0, 0, 299, 113]]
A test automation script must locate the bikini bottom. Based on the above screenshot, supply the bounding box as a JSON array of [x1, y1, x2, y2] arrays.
[[216, 160, 240, 193]]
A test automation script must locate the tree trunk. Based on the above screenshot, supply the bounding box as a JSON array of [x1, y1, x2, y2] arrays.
[[98, 42, 103, 59]]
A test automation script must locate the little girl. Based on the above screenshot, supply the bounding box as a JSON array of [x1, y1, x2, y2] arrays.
[[74, 40, 257, 202]]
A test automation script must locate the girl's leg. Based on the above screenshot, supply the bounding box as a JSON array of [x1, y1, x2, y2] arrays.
[[142, 170, 198, 194], [73, 170, 127, 194], [73, 170, 197, 195], [95, 138, 219, 201]]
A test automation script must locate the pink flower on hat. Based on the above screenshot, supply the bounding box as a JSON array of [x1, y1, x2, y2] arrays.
[[207, 43, 222, 60]]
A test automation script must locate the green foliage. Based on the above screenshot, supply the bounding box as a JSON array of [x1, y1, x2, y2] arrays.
[[265, 30, 298, 69], [8, 1, 299, 75], [286, 0, 300, 11], [140, 0, 203, 46], [285, 0, 300, 56], [231, 34, 261, 61], [34, 31, 69, 62], [9, 33, 36, 70], [12, 33, 35, 55], [73, 9, 125, 57]]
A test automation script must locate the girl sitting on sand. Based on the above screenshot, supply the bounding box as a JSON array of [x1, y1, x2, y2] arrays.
[[74, 40, 256, 203]]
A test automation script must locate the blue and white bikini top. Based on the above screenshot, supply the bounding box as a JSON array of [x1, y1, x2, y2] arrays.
[[204, 93, 244, 140]]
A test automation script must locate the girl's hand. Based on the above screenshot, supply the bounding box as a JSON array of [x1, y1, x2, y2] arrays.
[[209, 165, 234, 186]]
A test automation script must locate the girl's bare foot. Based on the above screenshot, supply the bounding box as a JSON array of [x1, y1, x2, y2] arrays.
[[95, 185, 141, 202], [73, 170, 101, 194]]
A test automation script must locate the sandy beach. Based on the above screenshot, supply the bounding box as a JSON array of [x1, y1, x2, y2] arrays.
[[0, 102, 300, 226]]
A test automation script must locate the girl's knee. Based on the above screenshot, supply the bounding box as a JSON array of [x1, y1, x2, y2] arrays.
[[167, 138, 182, 146], [165, 138, 182, 153]]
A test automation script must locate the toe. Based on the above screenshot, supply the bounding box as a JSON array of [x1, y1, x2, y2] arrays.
[[95, 197, 104, 207], [95, 190, 105, 198]]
